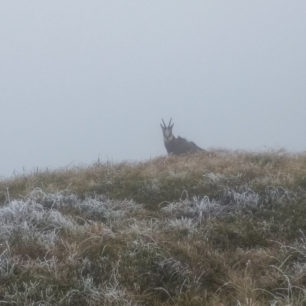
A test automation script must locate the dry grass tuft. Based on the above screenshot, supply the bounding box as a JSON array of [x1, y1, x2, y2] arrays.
[[0, 150, 306, 305]]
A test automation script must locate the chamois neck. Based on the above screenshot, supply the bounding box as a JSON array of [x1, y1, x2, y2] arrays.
[[164, 135, 175, 143]]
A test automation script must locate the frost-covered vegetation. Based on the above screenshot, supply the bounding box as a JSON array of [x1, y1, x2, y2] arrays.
[[0, 150, 306, 305]]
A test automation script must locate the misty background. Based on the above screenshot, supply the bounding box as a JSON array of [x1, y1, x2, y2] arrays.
[[0, 1, 305, 177]]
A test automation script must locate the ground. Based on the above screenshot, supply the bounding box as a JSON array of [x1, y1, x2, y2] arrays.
[[0, 150, 306, 305]]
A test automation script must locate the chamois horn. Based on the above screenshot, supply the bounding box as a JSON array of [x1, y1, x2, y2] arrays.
[[161, 119, 167, 128]]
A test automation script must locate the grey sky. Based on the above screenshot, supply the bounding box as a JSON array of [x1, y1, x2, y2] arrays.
[[1, 1, 305, 177]]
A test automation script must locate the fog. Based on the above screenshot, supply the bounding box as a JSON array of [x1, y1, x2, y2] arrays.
[[1, 1, 305, 177]]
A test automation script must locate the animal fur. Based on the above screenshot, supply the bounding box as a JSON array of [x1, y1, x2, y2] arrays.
[[160, 119, 204, 155]]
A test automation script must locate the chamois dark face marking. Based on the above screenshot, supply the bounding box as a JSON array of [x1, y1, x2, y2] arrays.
[[160, 118, 174, 143]]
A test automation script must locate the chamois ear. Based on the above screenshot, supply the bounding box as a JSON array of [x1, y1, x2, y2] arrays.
[[160, 123, 165, 129]]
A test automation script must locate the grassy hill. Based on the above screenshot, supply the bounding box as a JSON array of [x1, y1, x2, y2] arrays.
[[0, 150, 306, 305]]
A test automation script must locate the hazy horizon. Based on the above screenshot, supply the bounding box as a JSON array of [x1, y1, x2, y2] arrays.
[[1, 1, 305, 177]]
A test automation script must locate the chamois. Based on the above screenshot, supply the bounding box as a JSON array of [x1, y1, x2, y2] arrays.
[[160, 119, 204, 155]]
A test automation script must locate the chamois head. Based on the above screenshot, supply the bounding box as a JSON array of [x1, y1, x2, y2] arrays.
[[160, 118, 174, 143]]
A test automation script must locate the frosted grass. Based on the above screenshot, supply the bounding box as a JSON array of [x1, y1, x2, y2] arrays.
[[27, 188, 142, 222]]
